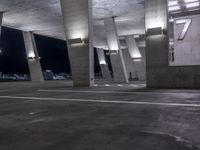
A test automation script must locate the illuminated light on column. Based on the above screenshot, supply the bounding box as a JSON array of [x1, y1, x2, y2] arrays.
[[125, 35, 142, 60], [168, 0, 179, 6], [28, 52, 36, 58], [97, 49, 107, 65], [168, 5, 181, 11], [169, 17, 174, 22], [23, 31, 39, 60], [185, 1, 200, 8], [133, 58, 142, 62], [184, 0, 199, 3], [100, 60, 106, 65], [67, 29, 87, 40]]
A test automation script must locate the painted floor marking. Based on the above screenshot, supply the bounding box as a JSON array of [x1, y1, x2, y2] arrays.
[[37, 89, 200, 96], [0, 96, 200, 107]]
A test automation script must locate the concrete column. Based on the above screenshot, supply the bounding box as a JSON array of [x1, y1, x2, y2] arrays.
[[96, 48, 111, 79], [125, 36, 146, 80], [0, 12, 3, 36], [104, 17, 128, 83], [23, 31, 44, 82], [60, 0, 94, 87], [145, 0, 169, 87], [125, 36, 142, 60]]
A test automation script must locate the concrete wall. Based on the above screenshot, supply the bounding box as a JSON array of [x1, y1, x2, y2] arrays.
[[145, 0, 200, 89], [173, 15, 200, 66]]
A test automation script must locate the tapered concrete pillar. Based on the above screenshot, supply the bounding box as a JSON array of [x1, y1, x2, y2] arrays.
[[125, 36, 146, 80], [60, 0, 94, 87], [96, 48, 111, 79], [23, 31, 44, 82], [104, 17, 128, 83], [125, 36, 142, 60], [0, 12, 3, 36]]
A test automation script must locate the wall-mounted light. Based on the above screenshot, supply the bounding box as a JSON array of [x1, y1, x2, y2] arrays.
[[184, 0, 199, 2], [109, 50, 118, 55], [146, 27, 165, 37], [133, 58, 142, 62], [27, 52, 37, 61], [28, 52, 35, 58], [27, 51, 40, 61], [27, 57, 36, 61], [169, 17, 174, 22], [68, 38, 88, 45], [133, 34, 140, 39], [100, 60, 106, 65], [185, 1, 200, 8], [168, 0, 179, 6], [168, 5, 181, 11], [97, 49, 107, 65], [27, 57, 41, 61], [68, 38, 82, 45]]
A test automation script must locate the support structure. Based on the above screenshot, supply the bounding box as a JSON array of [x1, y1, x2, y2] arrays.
[[125, 36, 142, 60], [104, 17, 128, 83], [23, 31, 44, 82], [145, 0, 200, 88], [0, 12, 3, 36], [96, 48, 111, 79], [125, 36, 146, 80], [60, 0, 94, 87]]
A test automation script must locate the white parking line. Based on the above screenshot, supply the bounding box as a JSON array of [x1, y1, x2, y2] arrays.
[[0, 95, 200, 107], [37, 89, 200, 96]]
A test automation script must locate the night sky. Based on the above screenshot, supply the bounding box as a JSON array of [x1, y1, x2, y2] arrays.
[[0, 27, 101, 74]]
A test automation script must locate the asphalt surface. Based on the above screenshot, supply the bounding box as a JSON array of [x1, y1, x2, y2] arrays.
[[0, 81, 200, 150]]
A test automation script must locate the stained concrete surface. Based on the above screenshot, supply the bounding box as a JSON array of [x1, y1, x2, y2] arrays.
[[0, 81, 200, 150]]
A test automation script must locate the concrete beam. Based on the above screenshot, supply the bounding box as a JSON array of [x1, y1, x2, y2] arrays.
[[104, 17, 128, 83], [96, 48, 112, 80], [23, 31, 44, 82], [60, 0, 94, 87]]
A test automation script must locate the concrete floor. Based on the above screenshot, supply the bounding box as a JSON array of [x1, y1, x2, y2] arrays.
[[0, 81, 200, 150]]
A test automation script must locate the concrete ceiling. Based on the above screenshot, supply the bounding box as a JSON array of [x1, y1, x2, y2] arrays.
[[0, 0, 145, 48]]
